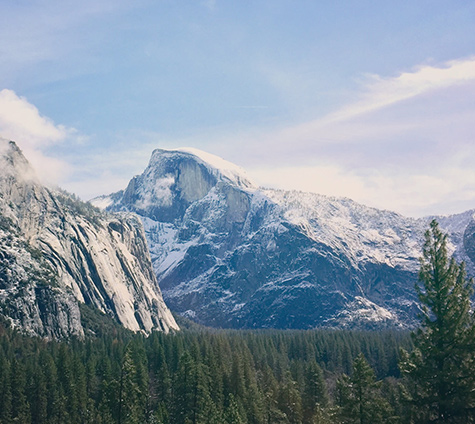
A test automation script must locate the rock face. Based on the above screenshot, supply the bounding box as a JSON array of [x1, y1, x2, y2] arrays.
[[0, 140, 178, 338], [96, 148, 475, 330]]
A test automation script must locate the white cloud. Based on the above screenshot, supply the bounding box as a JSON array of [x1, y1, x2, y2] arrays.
[[0, 89, 67, 145], [268, 57, 475, 148], [0, 89, 74, 185], [320, 56, 475, 126], [249, 165, 368, 199], [57, 139, 158, 200]]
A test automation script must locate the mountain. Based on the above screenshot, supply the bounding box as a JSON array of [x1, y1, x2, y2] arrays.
[[95, 147, 475, 330], [0, 140, 178, 338]]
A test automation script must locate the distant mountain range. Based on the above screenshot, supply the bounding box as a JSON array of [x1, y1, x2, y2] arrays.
[[0, 140, 178, 338], [94, 147, 475, 330], [2, 139, 474, 336]]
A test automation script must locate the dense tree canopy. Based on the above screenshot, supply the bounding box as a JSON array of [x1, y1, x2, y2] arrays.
[[0, 319, 411, 424]]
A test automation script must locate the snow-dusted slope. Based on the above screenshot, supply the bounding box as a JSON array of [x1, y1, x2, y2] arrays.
[[0, 140, 178, 338], [97, 147, 475, 330], [261, 189, 425, 270]]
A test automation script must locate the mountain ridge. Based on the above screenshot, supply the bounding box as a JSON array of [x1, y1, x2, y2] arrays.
[[0, 140, 178, 338], [96, 147, 475, 330]]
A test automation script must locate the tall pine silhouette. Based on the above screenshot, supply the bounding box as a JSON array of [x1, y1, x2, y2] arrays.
[[400, 220, 475, 423]]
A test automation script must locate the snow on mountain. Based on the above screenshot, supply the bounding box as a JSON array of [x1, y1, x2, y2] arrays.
[[96, 147, 475, 330], [175, 148, 256, 189], [262, 189, 425, 270], [0, 140, 178, 338]]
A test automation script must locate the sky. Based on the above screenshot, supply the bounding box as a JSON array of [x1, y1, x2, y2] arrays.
[[1, 0, 475, 217]]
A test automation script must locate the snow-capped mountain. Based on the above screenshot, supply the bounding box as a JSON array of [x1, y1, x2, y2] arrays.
[[0, 140, 178, 338], [95, 147, 475, 330]]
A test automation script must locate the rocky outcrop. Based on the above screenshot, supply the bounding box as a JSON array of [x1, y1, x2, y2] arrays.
[[0, 140, 178, 338]]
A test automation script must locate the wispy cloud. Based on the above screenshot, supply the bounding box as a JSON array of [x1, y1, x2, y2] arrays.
[[105, 56, 475, 216], [280, 57, 475, 143], [0, 89, 68, 146], [326, 56, 475, 124], [249, 161, 475, 218], [231, 57, 475, 216], [61, 140, 157, 200], [0, 89, 76, 185], [202, 0, 217, 11]]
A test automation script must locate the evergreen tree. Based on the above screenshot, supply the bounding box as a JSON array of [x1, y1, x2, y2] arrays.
[[72, 356, 89, 423], [56, 344, 74, 423], [260, 365, 287, 424], [302, 360, 328, 422], [0, 352, 12, 424], [193, 363, 221, 424], [0, 312, 419, 424], [225, 394, 247, 424], [336, 353, 393, 424], [277, 373, 303, 424], [30, 366, 48, 424], [171, 351, 196, 423], [150, 344, 171, 409], [96, 356, 116, 424], [153, 401, 169, 424], [10, 359, 31, 423], [400, 220, 475, 423], [229, 352, 247, 400], [118, 348, 143, 424], [39, 351, 61, 424], [171, 351, 219, 424]]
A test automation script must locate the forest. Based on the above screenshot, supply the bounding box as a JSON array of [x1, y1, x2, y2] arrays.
[[0, 222, 474, 424], [0, 318, 411, 424]]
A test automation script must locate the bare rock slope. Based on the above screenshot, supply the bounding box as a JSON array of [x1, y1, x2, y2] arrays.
[[0, 140, 178, 338]]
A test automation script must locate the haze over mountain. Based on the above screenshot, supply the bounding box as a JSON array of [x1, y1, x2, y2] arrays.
[[94, 147, 475, 330], [0, 139, 178, 338]]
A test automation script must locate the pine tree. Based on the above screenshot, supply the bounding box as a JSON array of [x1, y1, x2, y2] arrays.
[[171, 351, 195, 424], [118, 348, 143, 424], [277, 372, 303, 424], [336, 353, 393, 424], [73, 356, 89, 423], [39, 351, 62, 424], [0, 352, 12, 424], [225, 394, 246, 424], [260, 365, 287, 424], [30, 366, 48, 424], [150, 344, 171, 409], [10, 359, 31, 423], [192, 362, 220, 424], [400, 220, 475, 423], [302, 361, 328, 422], [56, 344, 74, 423]]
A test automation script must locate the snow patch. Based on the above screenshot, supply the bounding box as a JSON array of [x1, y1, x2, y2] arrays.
[[331, 296, 398, 327], [136, 174, 175, 209], [90, 195, 113, 210], [175, 147, 256, 189], [182, 310, 196, 319]]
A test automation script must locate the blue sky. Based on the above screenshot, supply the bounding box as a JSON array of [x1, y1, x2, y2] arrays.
[[1, 0, 475, 217]]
